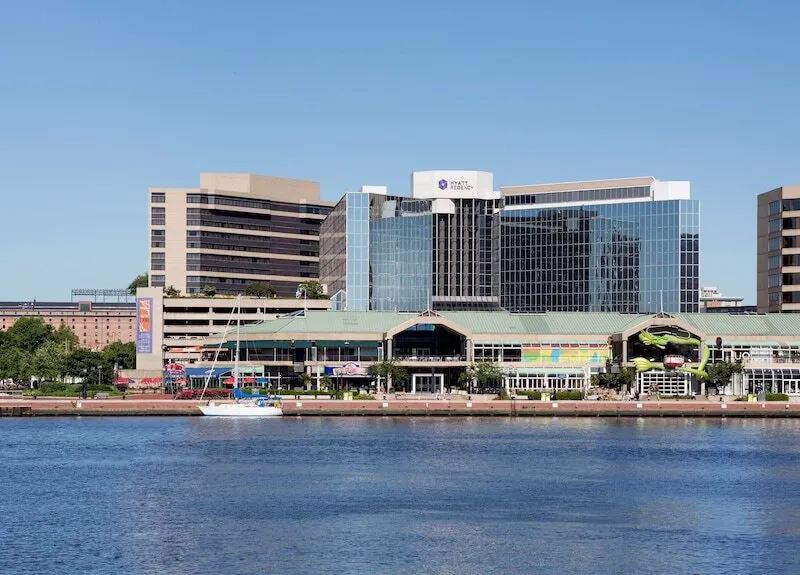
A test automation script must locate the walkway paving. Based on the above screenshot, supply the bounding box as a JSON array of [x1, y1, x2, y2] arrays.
[[2, 397, 799, 417]]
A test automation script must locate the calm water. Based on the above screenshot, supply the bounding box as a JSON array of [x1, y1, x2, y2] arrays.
[[2, 416, 800, 575]]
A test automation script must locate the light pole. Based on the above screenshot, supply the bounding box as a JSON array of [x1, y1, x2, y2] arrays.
[[161, 344, 168, 394]]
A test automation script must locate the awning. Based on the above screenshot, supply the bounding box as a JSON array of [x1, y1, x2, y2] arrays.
[[223, 340, 311, 349], [223, 340, 381, 349], [184, 367, 231, 378], [714, 341, 781, 347], [315, 340, 381, 348]]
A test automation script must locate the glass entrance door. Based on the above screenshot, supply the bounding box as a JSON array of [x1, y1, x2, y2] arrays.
[[411, 374, 444, 394]]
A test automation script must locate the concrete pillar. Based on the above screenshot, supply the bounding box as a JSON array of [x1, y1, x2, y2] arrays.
[[411, 376, 416, 394], [622, 340, 628, 364], [440, 376, 445, 395], [466, 339, 472, 362]]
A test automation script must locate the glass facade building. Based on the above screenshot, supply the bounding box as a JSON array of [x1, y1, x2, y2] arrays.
[[320, 173, 700, 314], [320, 186, 500, 312], [500, 199, 700, 313], [321, 193, 439, 312]]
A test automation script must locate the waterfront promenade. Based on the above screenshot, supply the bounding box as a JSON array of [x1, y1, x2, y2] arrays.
[[2, 396, 800, 417]]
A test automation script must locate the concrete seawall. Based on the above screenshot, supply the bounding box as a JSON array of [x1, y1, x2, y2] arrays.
[[2, 398, 800, 417]]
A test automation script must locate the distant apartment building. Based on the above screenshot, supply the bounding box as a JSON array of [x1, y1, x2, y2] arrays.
[[757, 186, 800, 312], [0, 301, 135, 350], [698, 286, 744, 312], [149, 173, 335, 297]]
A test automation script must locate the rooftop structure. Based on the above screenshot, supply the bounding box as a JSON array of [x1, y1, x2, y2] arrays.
[[699, 286, 744, 311]]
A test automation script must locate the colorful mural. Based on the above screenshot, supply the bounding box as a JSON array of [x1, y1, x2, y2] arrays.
[[135, 298, 153, 354], [521, 345, 608, 364]]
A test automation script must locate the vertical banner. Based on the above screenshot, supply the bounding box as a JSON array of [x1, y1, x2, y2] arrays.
[[136, 297, 153, 354]]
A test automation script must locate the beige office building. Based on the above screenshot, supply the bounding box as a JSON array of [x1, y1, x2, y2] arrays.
[[149, 173, 335, 296], [758, 186, 800, 312]]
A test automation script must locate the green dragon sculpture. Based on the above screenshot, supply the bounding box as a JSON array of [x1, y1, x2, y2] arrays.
[[631, 329, 709, 379], [632, 346, 710, 379], [637, 330, 701, 349]]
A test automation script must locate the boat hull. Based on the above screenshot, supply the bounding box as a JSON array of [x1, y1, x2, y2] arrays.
[[198, 402, 283, 417]]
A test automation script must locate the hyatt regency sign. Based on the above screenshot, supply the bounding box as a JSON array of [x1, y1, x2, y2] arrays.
[[437, 178, 475, 192]]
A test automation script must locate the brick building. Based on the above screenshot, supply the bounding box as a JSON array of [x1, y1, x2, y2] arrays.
[[0, 301, 136, 350]]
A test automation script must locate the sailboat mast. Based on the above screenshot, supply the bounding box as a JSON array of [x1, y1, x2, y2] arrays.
[[234, 295, 241, 388]]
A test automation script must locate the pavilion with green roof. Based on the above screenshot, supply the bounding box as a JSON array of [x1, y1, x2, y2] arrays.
[[204, 310, 800, 397]]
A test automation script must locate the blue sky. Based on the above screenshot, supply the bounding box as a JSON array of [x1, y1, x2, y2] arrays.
[[1, 0, 798, 303]]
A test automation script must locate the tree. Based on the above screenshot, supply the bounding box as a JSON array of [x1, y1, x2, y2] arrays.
[[63, 348, 102, 381], [298, 280, 326, 299], [368, 359, 408, 393], [319, 374, 332, 391], [201, 284, 217, 297], [32, 341, 66, 382], [0, 346, 32, 382], [164, 285, 181, 297], [128, 272, 149, 295], [51, 323, 79, 352], [6, 318, 54, 353], [707, 361, 744, 395], [596, 367, 636, 391], [459, 361, 504, 394], [244, 282, 276, 299], [299, 372, 313, 390], [102, 341, 136, 370]]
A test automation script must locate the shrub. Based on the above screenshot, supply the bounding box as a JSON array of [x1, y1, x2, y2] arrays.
[[766, 393, 790, 401], [38, 383, 71, 395], [267, 390, 335, 397], [352, 393, 375, 400], [34, 383, 121, 397], [176, 389, 232, 400]]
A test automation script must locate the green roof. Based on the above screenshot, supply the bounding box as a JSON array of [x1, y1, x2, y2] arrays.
[[223, 310, 800, 340]]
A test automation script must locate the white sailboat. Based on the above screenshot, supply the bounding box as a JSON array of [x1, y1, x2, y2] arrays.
[[198, 296, 282, 417]]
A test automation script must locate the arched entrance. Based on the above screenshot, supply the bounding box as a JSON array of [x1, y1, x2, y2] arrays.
[[385, 311, 471, 394], [621, 316, 707, 397]]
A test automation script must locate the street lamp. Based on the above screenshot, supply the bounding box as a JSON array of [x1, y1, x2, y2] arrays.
[[161, 344, 168, 394]]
